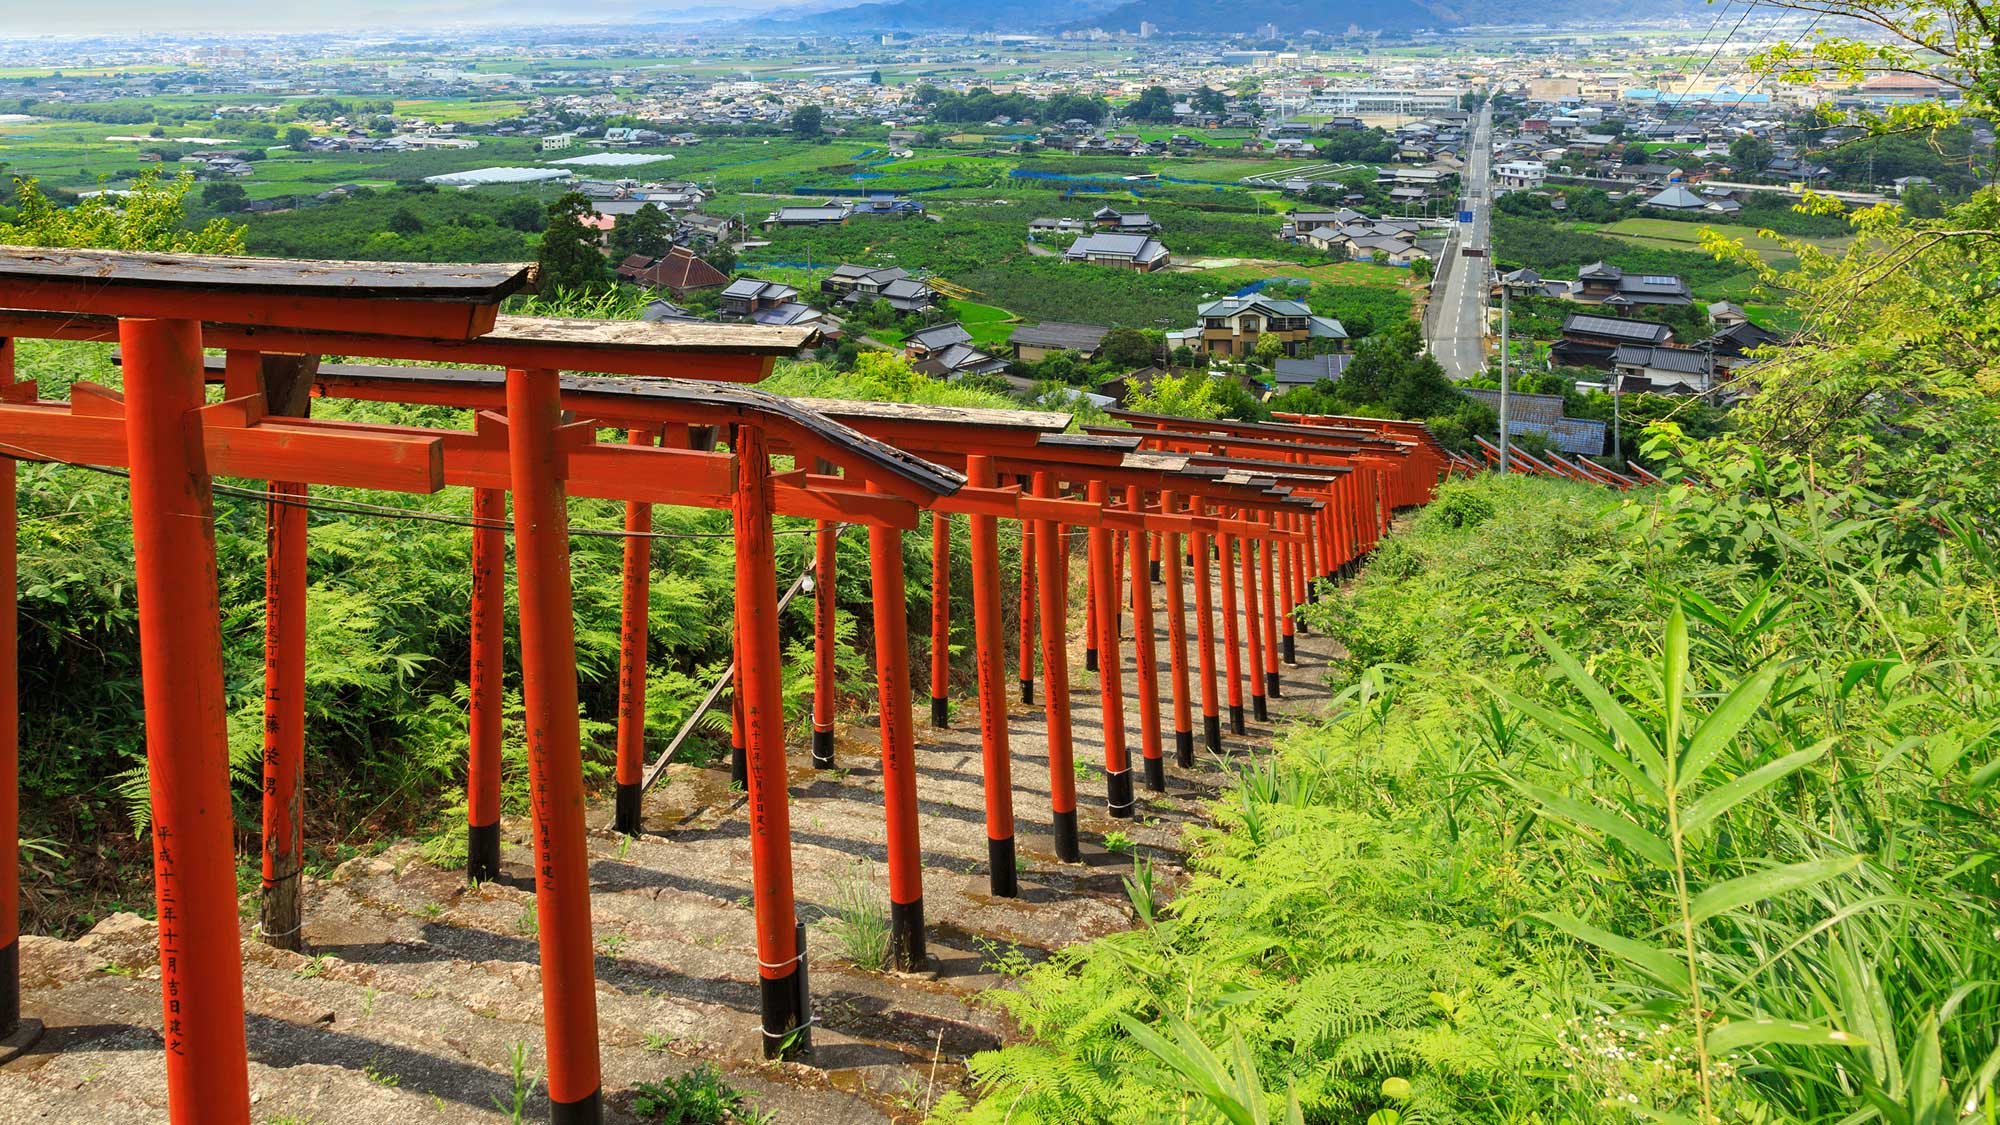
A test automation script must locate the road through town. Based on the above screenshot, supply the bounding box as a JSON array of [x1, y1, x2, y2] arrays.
[[1430, 103, 1492, 380]]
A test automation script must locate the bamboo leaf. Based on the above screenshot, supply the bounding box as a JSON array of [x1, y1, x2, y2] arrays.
[[1682, 743, 1829, 833], [1535, 626, 1668, 783], [1483, 680, 1664, 800], [1678, 663, 1780, 785], [1664, 608, 1688, 767], [1687, 856, 1863, 924], [1707, 1018, 1869, 1054], [1531, 911, 1686, 991], [1511, 779, 1675, 868]]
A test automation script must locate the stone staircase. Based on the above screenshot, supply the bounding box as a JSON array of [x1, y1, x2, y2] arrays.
[[2, 567, 1337, 1124]]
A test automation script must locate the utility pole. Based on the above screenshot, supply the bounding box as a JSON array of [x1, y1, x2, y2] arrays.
[[1612, 372, 1622, 462], [1498, 265, 1511, 475]]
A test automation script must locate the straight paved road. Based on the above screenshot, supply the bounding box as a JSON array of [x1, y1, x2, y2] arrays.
[[1430, 103, 1492, 381]]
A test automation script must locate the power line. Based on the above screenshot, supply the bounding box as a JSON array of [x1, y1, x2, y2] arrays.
[[0, 440, 826, 542]]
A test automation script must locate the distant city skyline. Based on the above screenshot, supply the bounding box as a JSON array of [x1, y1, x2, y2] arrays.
[[3, 1, 800, 36]]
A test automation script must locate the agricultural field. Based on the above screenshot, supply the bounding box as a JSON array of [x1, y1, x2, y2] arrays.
[[1590, 215, 1851, 262]]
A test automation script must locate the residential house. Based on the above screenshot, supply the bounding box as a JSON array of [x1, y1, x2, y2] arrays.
[[905, 323, 1007, 380], [1551, 313, 1674, 368], [1091, 207, 1162, 233], [1270, 352, 1354, 389], [1495, 160, 1547, 189], [1011, 321, 1111, 363], [615, 246, 731, 299], [1643, 185, 1706, 212], [1612, 344, 1713, 393], [1193, 295, 1347, 358], [1574, 262, 1693, 307], [1065, 232, 1171, 271], [678, 213, 736, 243], [761, 203, 852, 229], [1457, 387, 1607, 455], [904, 322, 974, 361], [1028, 216, 1093, 237], [853, 195, 926, 219], [718, 277, 803, 319], [821, 264, 938, 312]]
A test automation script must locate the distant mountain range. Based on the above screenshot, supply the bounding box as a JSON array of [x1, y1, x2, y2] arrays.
[[777, 0, 1692, 34]]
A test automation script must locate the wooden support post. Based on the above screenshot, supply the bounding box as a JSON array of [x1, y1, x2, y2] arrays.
[[811, 520, 838, 770], [122, 316, 251, 1125], [239, 350, 316, 954], [736, 427, 809, 1058], [1032, 473, 1079, 862], [1160, 490, 1193, 769], [1259, 516, 1281, 698], [1277, 519, 1297, 668], [614, 427, 655, 836], [1087, 482, 1133, 819], [729, 646, 747, 789], [259, 479, 307, 950], [1242, 534, 1267, 725], [965, 456, 1017, 897], [1189, 497, 1221, 755], [505, 366, 602, 1124], [467, 488, 506, 882], [0, 337, 22, 1047], [869, 500, 926, 970], [1218, 531, 1245, 735], [929, 512, 950, 728], [1126, 487, 1164, 793], [1083, 544, 1097, 674], [1017, 511, 1034, 705]]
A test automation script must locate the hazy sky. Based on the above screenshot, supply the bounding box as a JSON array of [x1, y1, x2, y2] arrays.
[[2, 1, 766, 35]]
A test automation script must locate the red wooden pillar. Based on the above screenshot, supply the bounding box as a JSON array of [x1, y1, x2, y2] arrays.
[[1087, 482, 1133, 819], [505, 366, 602, 1123], [1017, 512, 1034, 705], [1259, 517, 1281, 699], [467, 487, 506, 882], [1160, 490, 1193, 769], [1218, 531, 1245, 734], [735, 427, 810, 1057], [928, 511, 950, 727], [1032, 473, 1079, 861], [1242, 532, 1268, 724], [0, 338, 20, 1041], [1277, 519, 1298, 668], [966, 456, 1018, 896], [122, 317, 251, 1125], [868, 498, 926, 969], [259, 480, 307, 950], [1188, 496, 1221, 754], [729, 641, 747, 789], [811, 519, 838, 769], [1126, 487, 1164, 793], [614, 427, 655, 836], [1083, 540, 1097, 674]]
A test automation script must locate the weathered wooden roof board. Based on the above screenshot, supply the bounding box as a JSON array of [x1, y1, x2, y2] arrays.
[[0, 248, 534, 340]]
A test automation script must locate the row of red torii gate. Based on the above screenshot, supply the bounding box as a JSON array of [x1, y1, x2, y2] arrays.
[[0, 247, 1449, 1124]]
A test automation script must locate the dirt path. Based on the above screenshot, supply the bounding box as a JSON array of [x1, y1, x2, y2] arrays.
[[3, 549, 1339, 1123]]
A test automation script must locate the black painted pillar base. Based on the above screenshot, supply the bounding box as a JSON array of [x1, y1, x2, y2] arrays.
[[889, 899, 927, 971], [811, 727, 836, 770], [467, 821, 501, 884], [1084, 647, 1098, 672], [759, 966, 810, 1060], [1175, 729, 1195, 768], [1204, 713, 1223, 754], [1106, 768, 1135, 819], [614, 782, 642, 836], [1282, 634, 1296, 665], [987, 836, 1019, 898], [1229, 705, 1246, 735], [1150, 559, 1161, 583], [1142, 755, 1166, 793], [1266, 671, 1282, 699], [730, 742, 747, 789], [550, 1088, 604, 1124], [0, 938, 17, 1033], [1252, 695, 1268, 723], [930, 696, 949, 728], [1052, 808, 1081, 862], [1019, 678, 1033, 705]]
